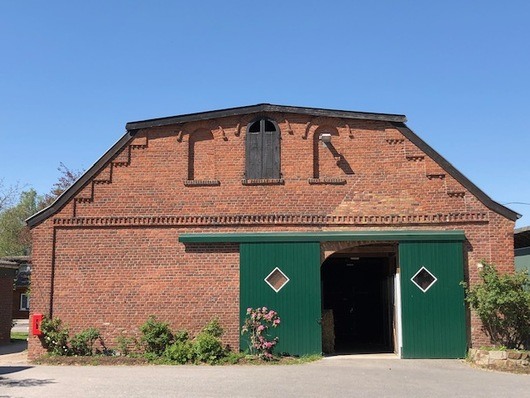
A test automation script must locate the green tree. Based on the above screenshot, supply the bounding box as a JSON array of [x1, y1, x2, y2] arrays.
[[464, 262, 530, 349], [0, 163, 83, 256], [0, 189, 41, 256], [0, 178, 20, 212]]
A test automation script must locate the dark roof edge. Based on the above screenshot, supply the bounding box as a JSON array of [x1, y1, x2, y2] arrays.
[[0, 260, 19, 269], [515, 226, 530, 234], [393, 122, 520, 221], [0, 256, 31, 263], [26, 130, 137, 228], [125, 103, 407, 130]]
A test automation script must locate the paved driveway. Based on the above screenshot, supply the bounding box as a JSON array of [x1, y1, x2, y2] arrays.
[[0, 356, 529, 398]]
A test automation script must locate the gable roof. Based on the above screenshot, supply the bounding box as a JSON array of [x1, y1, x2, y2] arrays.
[[26, 103, 520, 227]]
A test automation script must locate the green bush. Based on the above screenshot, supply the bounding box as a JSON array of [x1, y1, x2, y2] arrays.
[[193, 332, 225, 364], [201, 318, 223, 338], [173, 330, 189, 343], [220, 351, 246, 364], [38, 315, 237, 363], [464, 262, 530, 349], [192, 318, 227, 364], [40, 317, 70, 356], [143, 351, 161, 362], [70, 328, 101, 356], [164, 341, 195, 364], [116, 335, 134, 356], [140, 316, 174, 356]]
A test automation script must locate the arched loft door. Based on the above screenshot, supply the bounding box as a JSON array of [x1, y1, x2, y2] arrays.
[[245, 119, 280, 179]]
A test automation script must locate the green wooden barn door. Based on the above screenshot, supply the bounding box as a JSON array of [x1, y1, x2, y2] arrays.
[[240, 242, 322, 355], [399, 241, 467, 358]]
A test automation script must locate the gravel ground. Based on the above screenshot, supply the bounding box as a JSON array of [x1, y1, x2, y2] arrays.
[[0, 355, 529, 398]]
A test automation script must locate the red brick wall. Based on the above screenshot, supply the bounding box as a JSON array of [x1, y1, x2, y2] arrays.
[[52, 229, 239, 347], [28, 112, 515, 358], [0, 274, 14, 344]]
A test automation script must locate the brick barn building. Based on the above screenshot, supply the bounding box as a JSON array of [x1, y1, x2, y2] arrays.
[[27, 104, 519, 358], [0, 260, 18, 344]]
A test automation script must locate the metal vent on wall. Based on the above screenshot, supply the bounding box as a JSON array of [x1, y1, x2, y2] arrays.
[[265, 267, 290, 292], [411, 266, 437, 293]]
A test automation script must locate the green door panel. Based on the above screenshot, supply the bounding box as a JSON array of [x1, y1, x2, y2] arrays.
[[399, 241, 467, 358], [240, 242, 322, 355]]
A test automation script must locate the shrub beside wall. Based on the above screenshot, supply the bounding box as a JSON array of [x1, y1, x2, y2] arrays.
[[463, 262, 530, 350], [39, 315, 235, 364]]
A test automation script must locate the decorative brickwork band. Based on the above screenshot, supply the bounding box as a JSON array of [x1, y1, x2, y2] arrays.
[[307, 178, 347, 185], [183, 180, 221, 186], [53, 212, 489, 227]]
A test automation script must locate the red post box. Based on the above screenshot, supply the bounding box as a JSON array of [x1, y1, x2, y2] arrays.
[[32, 313, 44, 336]]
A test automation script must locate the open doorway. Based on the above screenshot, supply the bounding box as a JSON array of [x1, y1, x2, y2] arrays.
[[321, 244, 397, 354]]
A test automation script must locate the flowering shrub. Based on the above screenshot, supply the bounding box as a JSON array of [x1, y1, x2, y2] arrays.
[[40, 317, 102, 356], [40, 317, 70, 355], [241, 307, 281, 360]]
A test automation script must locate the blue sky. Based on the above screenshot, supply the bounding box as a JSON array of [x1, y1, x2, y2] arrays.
[[1, 1, 529, 226]]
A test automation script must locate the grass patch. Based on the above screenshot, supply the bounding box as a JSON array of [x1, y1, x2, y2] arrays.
[[34, 354, 150, 366], [10, 331, 28, 342], [34, 353, 323, 366], [224, 353, 322, 365], [280, 354, 322, 365]]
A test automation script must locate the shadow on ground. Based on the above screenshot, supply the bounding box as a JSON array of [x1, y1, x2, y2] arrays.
[[0, 341, 27, 356], [0, 366, 33, 376], [0, 375, 55, 388], [0, 365, 53, 390]]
